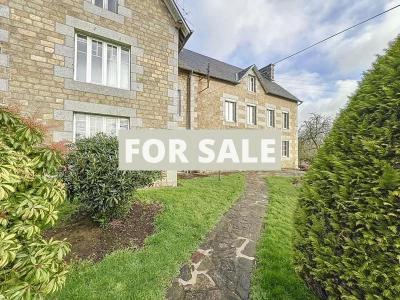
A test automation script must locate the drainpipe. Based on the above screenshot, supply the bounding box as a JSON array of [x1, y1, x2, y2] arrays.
[[187, 70, 194, 130]]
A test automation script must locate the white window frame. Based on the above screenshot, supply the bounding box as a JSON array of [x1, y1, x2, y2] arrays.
[[283, 111, 290, 130], [72, 113, 130, 142], [246, 104, 257, 125], [74, 33, 130, 90], [224, 100, 236, 123], [267, 109, 275, 128], [92, 0, 118, 13], [248, 75, 256, 92], [282, 140, 290, 158]]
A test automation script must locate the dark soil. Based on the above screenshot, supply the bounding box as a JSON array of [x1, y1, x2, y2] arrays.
[[46, 202, 162, 262]]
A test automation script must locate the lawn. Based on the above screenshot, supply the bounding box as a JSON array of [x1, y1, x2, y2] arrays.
[[251, 177, 316, 300], [52, 173, 244, 300]]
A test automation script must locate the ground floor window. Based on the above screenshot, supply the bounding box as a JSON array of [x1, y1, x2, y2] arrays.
[[282, 140, 290, 158], [73, 113, 129, 141]]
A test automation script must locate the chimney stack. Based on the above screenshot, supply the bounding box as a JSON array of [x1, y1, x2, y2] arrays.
[[260, 64, 275, 81]]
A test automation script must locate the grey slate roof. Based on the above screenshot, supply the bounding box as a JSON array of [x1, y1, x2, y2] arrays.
[[178, 49, 300, 102]]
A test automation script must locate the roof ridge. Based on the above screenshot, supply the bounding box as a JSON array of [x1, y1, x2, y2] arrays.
[[182, 49, 243, 71]]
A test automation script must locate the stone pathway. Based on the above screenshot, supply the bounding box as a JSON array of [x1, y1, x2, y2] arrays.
[[166, 172, 268, 300]]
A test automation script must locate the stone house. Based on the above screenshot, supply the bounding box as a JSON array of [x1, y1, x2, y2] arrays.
[[178, 49, 300, 169], [0, 0, 300, 183]]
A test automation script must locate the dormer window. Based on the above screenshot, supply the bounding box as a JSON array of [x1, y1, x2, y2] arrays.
[[248, 75, 256, 92], [93, 0, 118, 13]]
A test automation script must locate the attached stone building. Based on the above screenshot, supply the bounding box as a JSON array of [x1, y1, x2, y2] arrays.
[[0, 0, 191, 185], [0, 0, 300, 181], [178, 49, 300, 169]]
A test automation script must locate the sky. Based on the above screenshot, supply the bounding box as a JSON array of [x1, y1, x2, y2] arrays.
[[175, 0, 400, 124]]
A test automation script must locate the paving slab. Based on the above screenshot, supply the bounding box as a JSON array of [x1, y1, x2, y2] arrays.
[[166, 172, 268, 300]]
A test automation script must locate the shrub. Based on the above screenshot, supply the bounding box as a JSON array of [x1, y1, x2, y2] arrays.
[[62, 134, 161, 223], [0, 107, 70, 299], [294, 37, 400, 299]]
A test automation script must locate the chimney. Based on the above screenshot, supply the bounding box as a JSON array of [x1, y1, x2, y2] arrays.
[[260, 64, 275, 81]]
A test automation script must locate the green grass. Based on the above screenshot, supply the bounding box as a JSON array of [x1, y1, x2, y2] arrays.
[[251, 177, 316, 300], [52, 174, 244, 300]]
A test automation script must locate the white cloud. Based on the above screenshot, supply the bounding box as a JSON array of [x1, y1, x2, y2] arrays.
[[179, 0, 400, 123], [321, 0, 400, 74], [277, 70, 359, 123]]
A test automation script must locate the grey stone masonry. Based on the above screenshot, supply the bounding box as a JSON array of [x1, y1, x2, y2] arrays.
[[0, 54, 8, 67], [0, 29, 9, 42], [53, 16, 144, 98], [53, 99, 143, 142], [0, 4, 10, 18], [0, 79, 8, 92], [83, 0, 132, 23], [167, 26, 181, 129]]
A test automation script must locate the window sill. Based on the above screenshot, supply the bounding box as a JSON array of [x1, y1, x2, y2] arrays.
[[65, 79, 136, 98]]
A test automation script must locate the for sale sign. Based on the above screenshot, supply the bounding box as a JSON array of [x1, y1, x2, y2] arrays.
[[119, 129, 281, 171]]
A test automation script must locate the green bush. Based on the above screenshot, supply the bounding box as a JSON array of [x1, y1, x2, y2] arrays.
[[0, 107, 70, 299], [294, 38, 400, 299], [62, 134, 161, 223]]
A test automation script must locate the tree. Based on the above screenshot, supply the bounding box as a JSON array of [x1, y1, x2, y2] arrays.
[[294, 37, 400, 299], [298, 113, 332, 165], [0, 107, 70, 299]]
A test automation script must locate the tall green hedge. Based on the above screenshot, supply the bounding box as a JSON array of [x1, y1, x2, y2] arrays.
[[294, 37, 400, 299]]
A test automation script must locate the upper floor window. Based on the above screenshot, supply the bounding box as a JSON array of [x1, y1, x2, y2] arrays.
[[74, 112, 129, 141], [75, 34, 130, 90], [267, 109, 275, 128], [224, 100, 236, 123], [283, 111, 290, 129], [93, 0, 118, 13], [246, 104, 257, 125], [282, 140, 290, 158], [248, 75, 256, 92]]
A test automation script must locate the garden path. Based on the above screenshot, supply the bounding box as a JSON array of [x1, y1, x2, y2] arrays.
[[166, 172, 268, 300]]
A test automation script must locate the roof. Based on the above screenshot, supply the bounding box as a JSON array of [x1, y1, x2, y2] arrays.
[[162, 0, 193, 50], [178, 49, 300, 102]]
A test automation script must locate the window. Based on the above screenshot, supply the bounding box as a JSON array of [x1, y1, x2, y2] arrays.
[[177, 90, 182, 116], [93, 0, 118, 13], [282, 141, 290, 158], [267, 109, 275, 128], [73, 113, 129, 141], [283, 111, 290, 129], [246, 105, 257, 125], [248, 75, 256, 92], [74, 34, 130, 90], [224, 100, 236, 122]]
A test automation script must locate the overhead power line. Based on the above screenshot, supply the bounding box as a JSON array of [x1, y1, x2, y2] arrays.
[[273, 4, 400, 65]]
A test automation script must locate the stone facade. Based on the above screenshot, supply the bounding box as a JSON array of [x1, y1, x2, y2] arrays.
[[178, 69, 299, 169], [0, 0, 299, 175], [0, 0, 185, 185]]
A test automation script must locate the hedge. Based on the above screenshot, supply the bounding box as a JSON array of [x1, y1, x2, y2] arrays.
[[294, 37, 400, 299]]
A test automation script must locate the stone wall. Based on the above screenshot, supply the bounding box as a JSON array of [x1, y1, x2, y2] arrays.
[[178, 69, 299, 169], [0, 0, 180, 185], [0, 0, 180, 136]]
